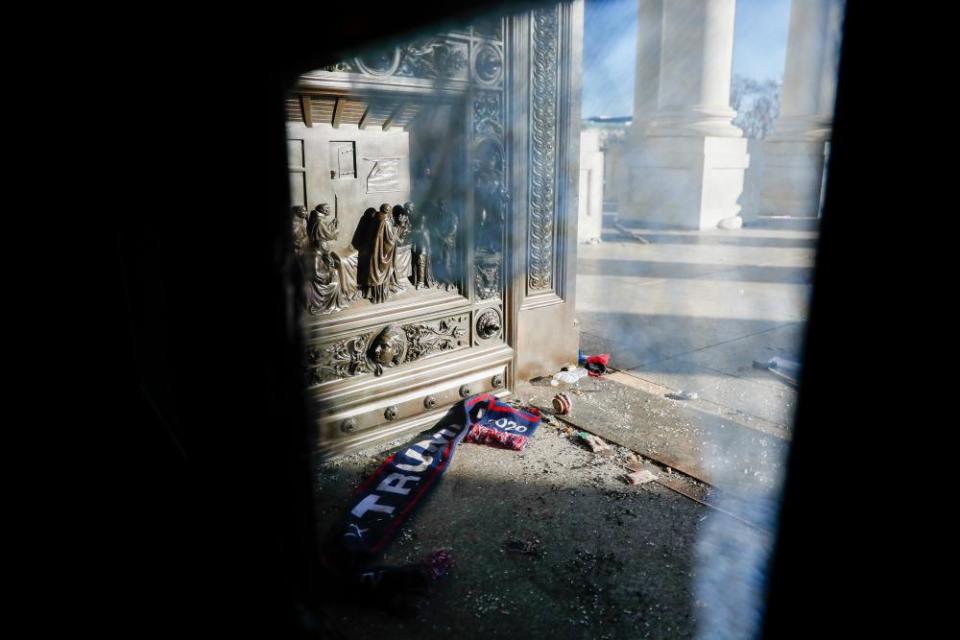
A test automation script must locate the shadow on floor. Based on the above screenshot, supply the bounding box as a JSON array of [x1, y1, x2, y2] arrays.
[[602, 231, 818, 250], [576, 312, 799, 370], [314, 425, 707, 639], [577, 259, 813, 284]]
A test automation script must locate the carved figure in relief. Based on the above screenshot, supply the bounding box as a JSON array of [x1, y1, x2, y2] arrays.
[[292, 205, 309, 256], [475, 251, 502, 300], [366, 203, 399, 303], [391, 203, 413, 292], [291, 205, 310, 310], [301, 203, 360, 315], [299, 193, 474, 313], [476, 151, 509, 253], [307, 203, 339, 249], [368, 325, 408, 375], [303, 204, 339, 315], [435, 199, 459, 285], [411, 206, 436, 290]]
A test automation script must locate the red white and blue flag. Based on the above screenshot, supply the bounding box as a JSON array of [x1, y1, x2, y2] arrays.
[[338, 393, 540, 557]]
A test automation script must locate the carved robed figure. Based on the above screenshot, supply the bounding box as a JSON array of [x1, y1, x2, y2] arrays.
[[435, 199, 459, 285], [297, 197, 465, 311], [476, 148, 508, 253], [300, 203, 360, 315], [305, 203, 342, 315], [292, 205, 309, 255], [411, 207, 435, 289], [391, 203, 413, 292], [367, 203, 399, 303]]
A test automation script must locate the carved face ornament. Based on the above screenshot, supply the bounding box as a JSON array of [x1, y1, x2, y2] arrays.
[[368, 325, 408, 375]]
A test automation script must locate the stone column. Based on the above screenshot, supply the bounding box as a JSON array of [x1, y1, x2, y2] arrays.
[[621, 0, 749, 229], [647, 0, 741, 138], [632, 0, 663, 130], [616, 0, 662, 215], [758, 0, 843, 218]]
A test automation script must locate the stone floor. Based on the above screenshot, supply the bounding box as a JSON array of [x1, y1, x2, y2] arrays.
[[315, 420, 712, 640], [313, 222, 815, 639], [576, 225, 816, 431]]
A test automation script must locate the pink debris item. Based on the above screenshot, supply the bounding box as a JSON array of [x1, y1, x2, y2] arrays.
[[420, 548, 454, 581]]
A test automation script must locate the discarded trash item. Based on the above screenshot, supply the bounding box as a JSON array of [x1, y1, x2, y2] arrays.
[[765, 367, 798, 386], [770, 356, 801, 372], [752, 356, 801, 373], [626, 469, 658, 485], [334, 394, 540, 557], [577, 431, 612, 453], [666, 390, 699, 401], [322, 395, 542, 615], [552, 392, 572, 415], [551, 367, 589, 386], [503, 539, 541, 556], [717, 215, 743, 230], [581, 353, 610, 377], [625, 458, 645, 473], [419, 548, 454, 581], [466, 424, 528, 451], [752, 356, 801, 386], [614, 220, 651, 244], [467, 400, 539, 451]]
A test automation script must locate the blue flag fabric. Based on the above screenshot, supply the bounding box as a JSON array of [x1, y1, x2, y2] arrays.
[[338, 393, 541, 557]]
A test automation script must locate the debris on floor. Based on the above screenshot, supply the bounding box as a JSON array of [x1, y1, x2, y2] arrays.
[[503, 538, 541, 557], [552, 392, 572, 415], [577, 431, 613, 454], [528, 375, 556, 387], [666, 390, 699, 401], [420, 548, 455, 581], [625, 469, 658, 485], [312, 222, 810, 637], [624, 453, 645, 472], [328, 393, 541, 600], [717, 214, 743, 230], [752, 356, 801, 387], [579, 352, 610, 377], [313, 373, 760, 638], [552, 367, 589, 386], [613, 219, 651, 244]]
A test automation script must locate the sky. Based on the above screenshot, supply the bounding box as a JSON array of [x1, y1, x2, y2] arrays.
[[581, 0, 791, 119]]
